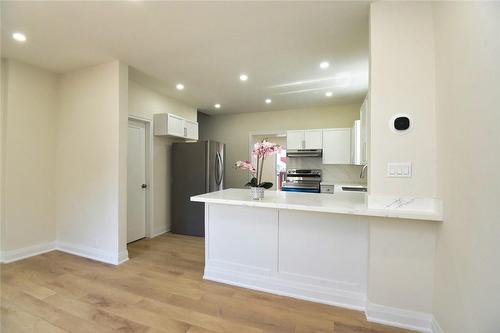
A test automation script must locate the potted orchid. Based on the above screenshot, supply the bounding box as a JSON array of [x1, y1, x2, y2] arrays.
[[234, 139, 281, 200]]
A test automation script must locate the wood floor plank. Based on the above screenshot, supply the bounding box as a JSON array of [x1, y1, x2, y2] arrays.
[[0, 233, 415, 333], [1, 301, 68, 333]]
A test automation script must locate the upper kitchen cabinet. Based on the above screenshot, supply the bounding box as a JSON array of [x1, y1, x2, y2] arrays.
[[154, 113, 199, 140], [184, 120, 199, 140], [322, 128, 351, 164], [286, 129, 323, 149]]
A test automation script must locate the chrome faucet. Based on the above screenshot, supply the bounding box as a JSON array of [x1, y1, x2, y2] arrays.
[[360, 164, 368, 178]]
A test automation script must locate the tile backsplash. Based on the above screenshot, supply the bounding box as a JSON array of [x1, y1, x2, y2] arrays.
[[287, 157, 367, 185]]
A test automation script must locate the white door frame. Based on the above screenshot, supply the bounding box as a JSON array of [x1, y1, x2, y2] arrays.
[[128, 115, 154, 239]]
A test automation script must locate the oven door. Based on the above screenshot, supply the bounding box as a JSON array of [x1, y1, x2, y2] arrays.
[[282, 182, 321, 193]]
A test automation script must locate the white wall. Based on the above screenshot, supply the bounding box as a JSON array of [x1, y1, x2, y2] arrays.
[[199, 104, 361, 189], [369, 1, 436, 199], [1, 59, 58, 254], [56, 61, 128, 264], [128, 80, 196, 122], [433, 2, 500, 332], [364, 4, 441, 327], [128, 79, 197, 235], [368, 218, 437, 314]]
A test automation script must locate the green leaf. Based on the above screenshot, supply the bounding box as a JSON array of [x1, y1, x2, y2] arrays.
[[245, 177, 258, 187], [260, 182, 273, 189]]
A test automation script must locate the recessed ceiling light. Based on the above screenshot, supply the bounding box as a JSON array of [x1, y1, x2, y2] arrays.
[[214, 104, 221, 109], [12, 32, 27, 42], [325, 91, 333, 97], [239, 74, 248, 81], [176, 83, 184, 90], [319, 61, 330, 69], [265, 98, 272, 104]]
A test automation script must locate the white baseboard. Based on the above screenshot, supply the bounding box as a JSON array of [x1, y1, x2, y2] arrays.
[[56, 241, 128, 265], [1, 240, 129, 266], [365, 302, 434, 333], [204, 266, 366, 311], [150, 227, 168, 238], [0, 241, 57, 264]]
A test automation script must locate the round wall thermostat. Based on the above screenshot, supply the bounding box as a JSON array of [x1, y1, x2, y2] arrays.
[[389, 113, 412, 134]]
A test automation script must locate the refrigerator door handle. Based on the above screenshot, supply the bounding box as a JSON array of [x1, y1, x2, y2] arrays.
[[215, 151, 223, 186]]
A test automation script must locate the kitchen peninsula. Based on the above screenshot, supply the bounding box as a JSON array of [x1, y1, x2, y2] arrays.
[[192, 188, 443, 331]]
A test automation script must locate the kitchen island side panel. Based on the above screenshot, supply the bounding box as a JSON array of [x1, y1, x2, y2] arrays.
[[203, 203, 368, 309]]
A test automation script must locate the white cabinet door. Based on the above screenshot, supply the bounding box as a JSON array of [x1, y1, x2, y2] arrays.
[[322, 128, 351, 164], [360, 96, 368, 165], [167, 114, 184, 137], [287, 130, 305, 149], [304, 129, 323, 149], [351, 120, 361, 165], [184, 120, 198, 140]]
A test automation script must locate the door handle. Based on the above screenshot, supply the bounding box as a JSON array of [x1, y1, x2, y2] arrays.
[[215, 152, 223, 186], [141, 184, 148, 189]]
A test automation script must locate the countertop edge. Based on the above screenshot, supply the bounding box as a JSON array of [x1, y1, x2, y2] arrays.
[[191, 196, 443, 222]]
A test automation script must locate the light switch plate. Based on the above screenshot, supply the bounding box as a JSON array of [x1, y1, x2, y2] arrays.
[[387, 162, 412, 178]]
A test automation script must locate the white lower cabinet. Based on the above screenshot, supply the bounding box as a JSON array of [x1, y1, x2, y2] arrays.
[[204, 204, 368, 308], [322, 128, 351, 164]]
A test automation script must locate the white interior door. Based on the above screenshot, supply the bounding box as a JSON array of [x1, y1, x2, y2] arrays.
[[127, 120, 147, 243]]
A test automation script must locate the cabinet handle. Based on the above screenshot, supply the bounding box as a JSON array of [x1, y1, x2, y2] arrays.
[[184, 127, 187, 137]]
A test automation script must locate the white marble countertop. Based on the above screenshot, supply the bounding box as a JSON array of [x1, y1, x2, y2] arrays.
[[191, 188, 443, 222]]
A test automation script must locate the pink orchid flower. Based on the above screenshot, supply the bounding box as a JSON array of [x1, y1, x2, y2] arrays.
[[236, 139, 281, 188], [234, 160, 257, 175]]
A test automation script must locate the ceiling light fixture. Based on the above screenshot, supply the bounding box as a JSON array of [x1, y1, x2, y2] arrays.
[[239, 74, 248, 81], [214, 104, 221, 109], [319, 61, 330, 69], [325, 91, 333, 97], [12, 32, 27, 42], [265, 98, 272, 104], [176, 83, 184, 90]]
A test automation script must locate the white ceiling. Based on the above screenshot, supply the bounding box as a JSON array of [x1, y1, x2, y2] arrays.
[[1, 1, 369, 114]]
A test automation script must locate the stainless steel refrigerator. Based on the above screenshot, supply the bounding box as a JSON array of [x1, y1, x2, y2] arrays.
[[171, 141, 225, 236]]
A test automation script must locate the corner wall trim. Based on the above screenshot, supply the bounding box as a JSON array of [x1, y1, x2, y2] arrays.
[[150, 227, 168, 238], [0, 241, 57, 263], [430, 316, 444, 333], [365, 302, 434, 333]]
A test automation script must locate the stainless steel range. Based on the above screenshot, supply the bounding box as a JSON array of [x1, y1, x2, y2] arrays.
[[281, 169, 322, 193]]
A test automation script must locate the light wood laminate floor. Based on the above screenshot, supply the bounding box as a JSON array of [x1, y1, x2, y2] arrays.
[[1, 233, 415, 333]]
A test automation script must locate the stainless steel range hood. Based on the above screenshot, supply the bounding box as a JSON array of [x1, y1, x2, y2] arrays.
[[286, 149, 323, 158]]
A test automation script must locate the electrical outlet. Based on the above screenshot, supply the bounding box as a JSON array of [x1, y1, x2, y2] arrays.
[[387, 162, 412, 178]]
